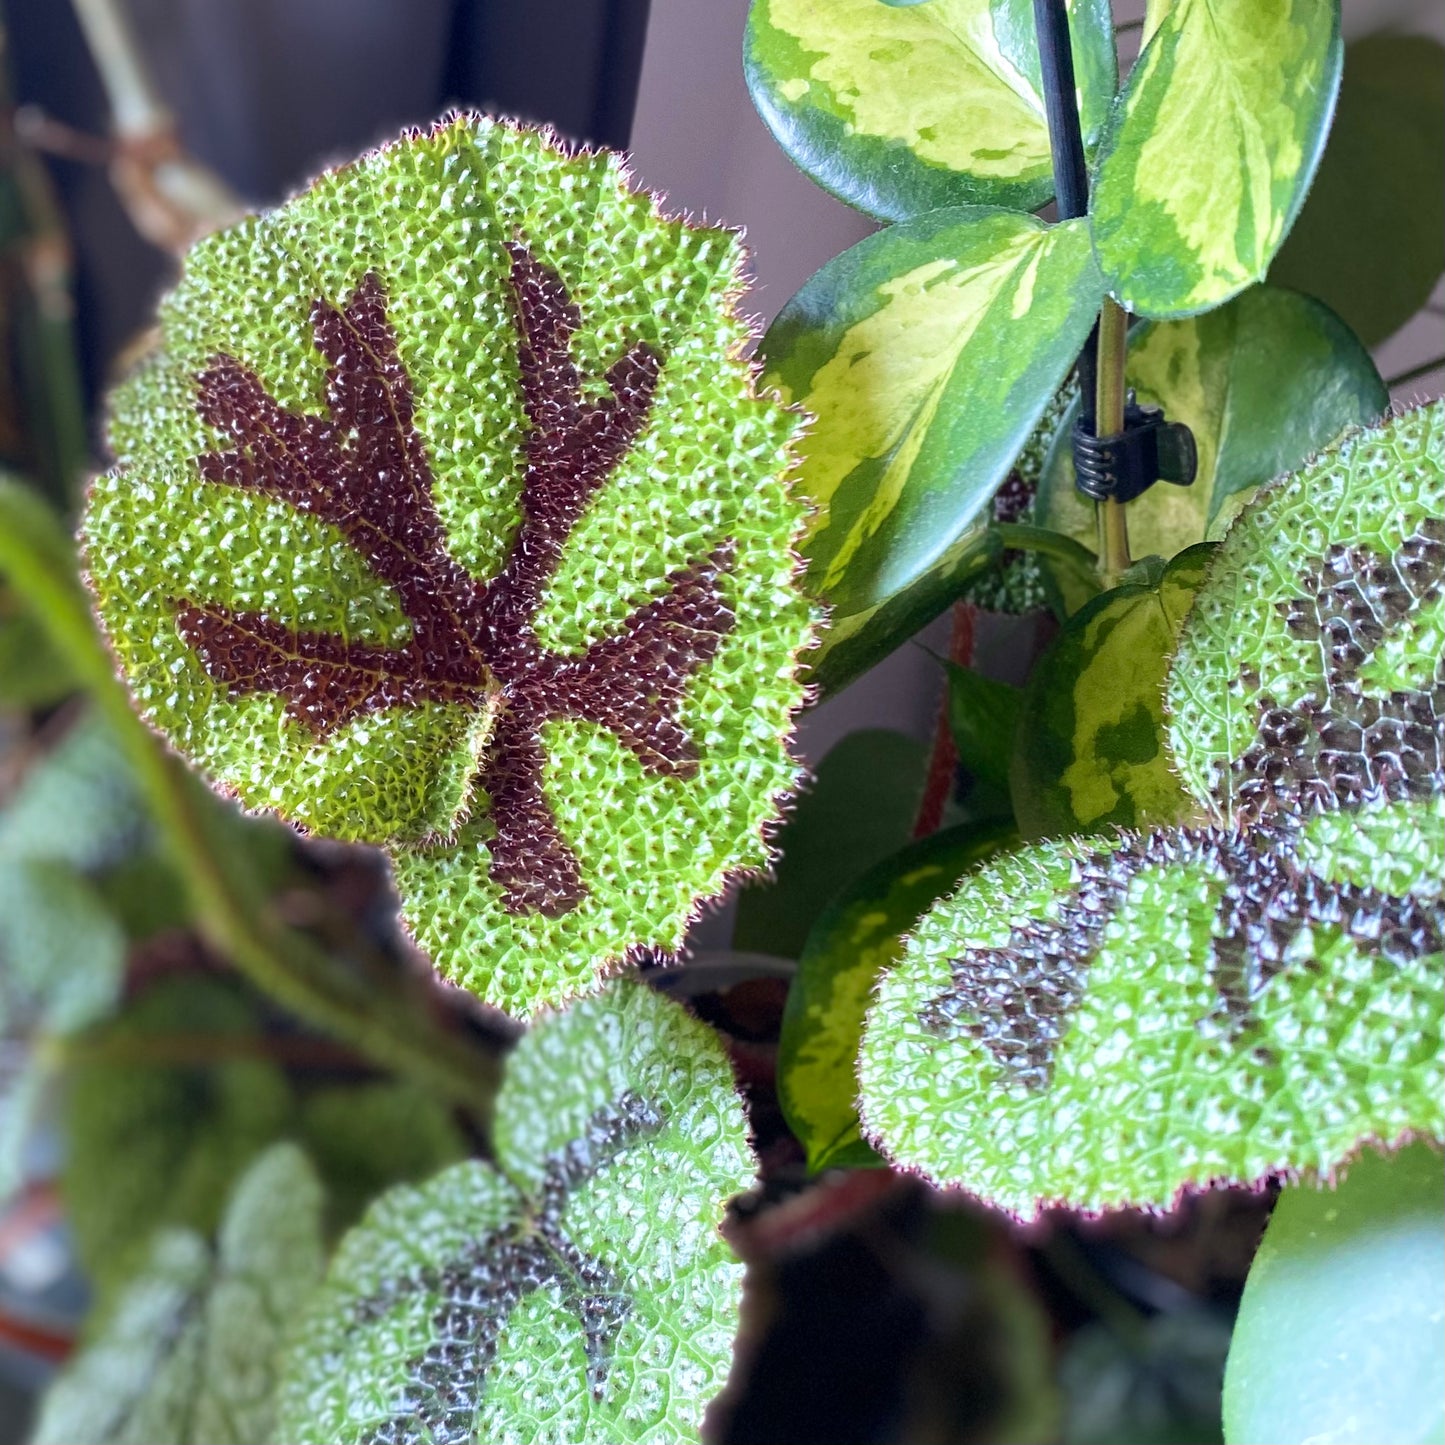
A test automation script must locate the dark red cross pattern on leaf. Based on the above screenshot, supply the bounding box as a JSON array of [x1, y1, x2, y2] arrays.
[[176, 241, 736, 917]]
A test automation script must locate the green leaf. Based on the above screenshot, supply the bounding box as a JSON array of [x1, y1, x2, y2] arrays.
[[779, 822, 1014, 1171], [276, 980, 754, 1444], [0, 859, 127, 1037], [960, 383, 1080, 617], [760, 207, 1105, 621], [860, 402, 1445, 1213], [1269, 36, 1445, 347], [0, 602, 77, 708], [1009, 544, 1211, 839], [858, 795, 1444, 1216], [743, 0, 1116, 221], [63, 977, 296, 1297], [1223, 1142, 1445, 1445], [1089, 0, 1342, 317], [34, 1142, 325, 1445], [1167, 401, 1445, 821], [299, 1080, 468, 1234], [83, 115, 814, 1019], [1062, 1310, 1231, 1445], [804, 525, 999, 696], [947, 664, 1021, 794], [733, 729, 928, 959], [1036, 286, 1387, 559], [0, 713, 150, 872]]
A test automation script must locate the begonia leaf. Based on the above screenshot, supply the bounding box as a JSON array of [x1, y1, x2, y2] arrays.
[[34, 1142, 325, 1445], [275, 980, 753, 1445], [858, 402, 1444, 1214], [83, 115, 815, 1018]]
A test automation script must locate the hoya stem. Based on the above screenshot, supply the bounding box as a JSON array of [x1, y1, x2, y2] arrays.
[[0, 482, 499, 1111], [1032, 0, 1132, 585], [1094, 297, 1132, 582]]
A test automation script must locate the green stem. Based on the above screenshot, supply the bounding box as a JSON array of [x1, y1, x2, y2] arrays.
[[1094, 297, 1132, 585], [0, 481, 500, 1111]]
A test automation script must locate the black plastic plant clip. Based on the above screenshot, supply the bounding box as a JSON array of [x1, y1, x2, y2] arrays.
[[1071, 393, 1198, 505]]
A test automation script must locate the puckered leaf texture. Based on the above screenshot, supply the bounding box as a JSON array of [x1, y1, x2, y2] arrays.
[[276, 980, 754, 1445], [84, 115, 815, 1018], [34, 1142, 325, 1445], [860, 403, 1445, 1215]]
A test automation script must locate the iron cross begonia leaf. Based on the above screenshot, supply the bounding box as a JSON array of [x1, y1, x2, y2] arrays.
[[83, 116, 815, 1017], [859, 404, 1444, 1215], [275, 980, 753, 1445]]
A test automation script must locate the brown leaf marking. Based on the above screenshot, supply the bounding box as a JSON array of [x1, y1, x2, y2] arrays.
[[177, 245, 736, 915]]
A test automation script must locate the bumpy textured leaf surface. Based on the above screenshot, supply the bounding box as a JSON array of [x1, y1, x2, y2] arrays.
[[760, 207, 1103, 622], [779, 823, 1013, 1172], [63, 977, 295, 1295], [1168, 402, 1444, 822], [860, 403, 1445, 1213], [1223, 1142, 1445, 1445], [1269, 36, 1445, 347], [860, 797, 1443, 1215], [1090, 0, 1342, 316], [1010, 546, 1211, 840], [733, 729, 927, 959], [276, 980, 753, 1444], [744, 0, 1115, 220], [1037, 286, 1386, 560], [84, 115, 813, 1018], [34, 1142, 325, 1445]]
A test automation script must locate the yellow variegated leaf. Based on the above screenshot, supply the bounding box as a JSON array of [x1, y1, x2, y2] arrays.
[[1036, 286, 1385, 562], [745, 0, 1116, 220], [760, 207, 1104, 632], [1090, 0, 1342, 317]]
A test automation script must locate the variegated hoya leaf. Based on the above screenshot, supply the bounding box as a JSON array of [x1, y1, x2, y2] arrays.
[[1223, 1142, 1445, 1445], [84, 115, 815, 1018], [779, 822, 1014, 1172], [859, 402, 1445, 1214], [744, 0, 1116, 220], [1036, 286, 1386, 562], [1009, 545, 1212, 841], [276, 980, 753, 1445], [759, 207, 1104, 629], [1090, 0, 1342, 317], [34, 1142, 325, 1445]]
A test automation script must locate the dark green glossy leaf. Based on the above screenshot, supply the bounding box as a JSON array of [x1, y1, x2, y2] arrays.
[[1269, 36, 1445, 346], [734, 729, 928, 959], [779, 822, 1015, 1171], [1090, 0, 1342, 316], [744, 0, 1116, 221], [1037, 286, 1387, 560], [1010, 544, 1212, 839], [761, 207, 1104, 625], [1224, 1143, 1445, 1445], [947, 663, 1021, 793]]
